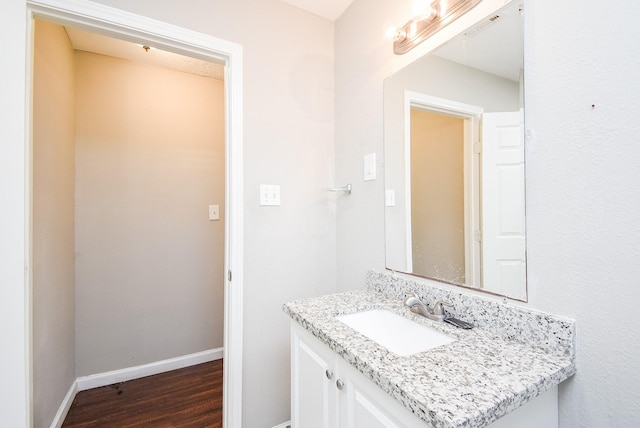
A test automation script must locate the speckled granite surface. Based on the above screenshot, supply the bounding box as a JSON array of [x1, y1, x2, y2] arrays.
[[367, 270, 576, 361], [283, 272, 576, 428]]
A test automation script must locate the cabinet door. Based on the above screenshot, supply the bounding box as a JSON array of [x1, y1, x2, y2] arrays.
[[337, 356, 425, 428], [291, 324, 338, 428], [341, 380, 403, 428]]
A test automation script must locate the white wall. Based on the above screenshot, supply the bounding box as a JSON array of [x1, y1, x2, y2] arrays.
[[32, 20, 77, 428], [73, 51, 225, 376], [335, 0, 640, 426], [524, 1, 640, 425]]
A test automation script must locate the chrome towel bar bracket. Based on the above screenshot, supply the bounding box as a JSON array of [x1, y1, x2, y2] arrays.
[[322, 184, 352, 195]]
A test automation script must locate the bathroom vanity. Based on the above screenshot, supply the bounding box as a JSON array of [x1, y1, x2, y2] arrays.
[[283, 271, 576, 428]]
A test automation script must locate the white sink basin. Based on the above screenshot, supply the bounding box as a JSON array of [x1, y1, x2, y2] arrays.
[[336, 309, 455, 356]]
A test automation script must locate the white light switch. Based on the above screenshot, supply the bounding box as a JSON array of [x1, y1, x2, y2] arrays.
[[364, 153, 376, 181], [260, 184, 281, 206], [385, 190, 396, 207], [209, 205, 220, 220]]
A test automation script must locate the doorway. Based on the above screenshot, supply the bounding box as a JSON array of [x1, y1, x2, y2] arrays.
[[27, 1, 244, 427]]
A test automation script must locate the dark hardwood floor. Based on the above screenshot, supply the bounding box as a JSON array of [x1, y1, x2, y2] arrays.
[[62, 360, 223, 427]]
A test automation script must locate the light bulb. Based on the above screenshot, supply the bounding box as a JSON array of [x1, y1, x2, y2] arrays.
[[412, 0, 434, 21], [385, 26, 407, 42]]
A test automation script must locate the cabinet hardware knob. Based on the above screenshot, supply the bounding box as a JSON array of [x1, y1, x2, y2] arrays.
[[325, 369, 333, 379], [336, 379, 344, 390]]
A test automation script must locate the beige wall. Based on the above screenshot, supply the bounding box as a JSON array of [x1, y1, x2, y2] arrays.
[[32, 21, 77, 428], [74, 51, 225, 375], [410, 109, 464, 282]]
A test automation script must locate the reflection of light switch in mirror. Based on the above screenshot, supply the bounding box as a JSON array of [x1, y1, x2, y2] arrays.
[[208, 204, 220, 220], [385, 190, 396, 207], [259, 184, 280, 206], [364, 153, 376, 181]]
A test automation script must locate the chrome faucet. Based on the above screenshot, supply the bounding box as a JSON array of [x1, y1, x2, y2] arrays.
[[403, 293, 430, 317], [403, 293, 453, 322]]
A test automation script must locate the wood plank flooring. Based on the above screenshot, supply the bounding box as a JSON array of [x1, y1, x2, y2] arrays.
[[62, 360, 222, 428]]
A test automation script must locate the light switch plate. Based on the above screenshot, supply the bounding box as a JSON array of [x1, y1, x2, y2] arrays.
[[364, 153, 376, 181], [385, 190, 396, 207], [260, 184, 281, 206], [208, 205, 220, 220]]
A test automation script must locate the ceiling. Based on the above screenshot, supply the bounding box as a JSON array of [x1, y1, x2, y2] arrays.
[[65, 26, 225, 80], [280, 0, 354, 20]]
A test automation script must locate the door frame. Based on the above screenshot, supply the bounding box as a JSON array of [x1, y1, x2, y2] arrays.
[[25, 1, 244, 427], [404, 91, 482, 286]]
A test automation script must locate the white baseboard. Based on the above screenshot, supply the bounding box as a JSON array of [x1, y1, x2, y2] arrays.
[[273, 422, 291, 428], [76, 347, 223, 391], [49, 381, 78, 428]]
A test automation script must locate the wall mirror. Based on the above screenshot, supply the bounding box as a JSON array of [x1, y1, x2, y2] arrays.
[[384, 1, 526, 301]]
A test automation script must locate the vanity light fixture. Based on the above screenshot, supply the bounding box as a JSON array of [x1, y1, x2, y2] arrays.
[[393, 0, 482, 54]]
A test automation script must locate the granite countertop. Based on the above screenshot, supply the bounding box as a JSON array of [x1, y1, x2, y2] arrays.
[[283, 289, 576, 428]]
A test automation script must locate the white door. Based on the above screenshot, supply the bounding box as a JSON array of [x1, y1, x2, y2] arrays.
[[481, 111, 526, 300]]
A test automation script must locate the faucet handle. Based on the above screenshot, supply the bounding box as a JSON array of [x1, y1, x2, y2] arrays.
[[403, 293, 419, 304], [432, 300, 453, 316]]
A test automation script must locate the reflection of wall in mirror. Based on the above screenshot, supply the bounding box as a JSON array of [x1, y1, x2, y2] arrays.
[[410, 109, 465, 283]]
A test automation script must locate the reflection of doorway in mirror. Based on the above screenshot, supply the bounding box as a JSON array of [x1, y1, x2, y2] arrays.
[[410, 109, 466, 283], [404, 93, 483, 288]]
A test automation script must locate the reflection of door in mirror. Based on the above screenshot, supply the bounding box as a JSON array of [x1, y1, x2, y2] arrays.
[[481, 110, 526, 300]]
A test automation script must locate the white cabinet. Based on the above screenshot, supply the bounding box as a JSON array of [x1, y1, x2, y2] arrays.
[[291, 322, 426, 428], [291, 322, 337, 427], [290, 321, 558, 428]]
